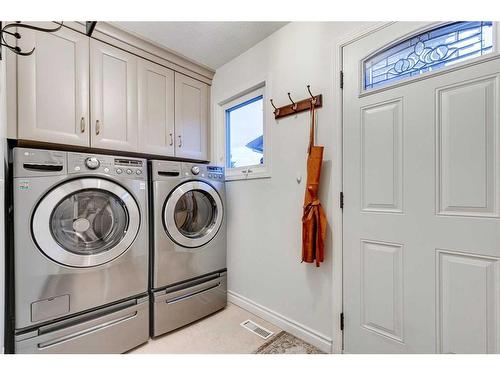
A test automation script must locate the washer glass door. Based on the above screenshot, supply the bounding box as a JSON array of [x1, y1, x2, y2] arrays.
[[51, 189, 129, 255], [164, 181, 223, 248], [33, 178, 140, 267]]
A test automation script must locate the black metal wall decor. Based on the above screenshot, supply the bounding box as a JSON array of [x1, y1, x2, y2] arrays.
[[86, 22, 97, 37], [0, 21, 64, 60]]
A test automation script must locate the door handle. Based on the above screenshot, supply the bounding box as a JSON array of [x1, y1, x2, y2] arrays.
[[169, 133, 174, 146], [80, 117, 85, 133], [95, 120, 100, 135], [178, 135, 182, 147]]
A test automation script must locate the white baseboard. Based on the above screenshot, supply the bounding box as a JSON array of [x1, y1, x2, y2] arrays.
[[228, 290, 333, 353]]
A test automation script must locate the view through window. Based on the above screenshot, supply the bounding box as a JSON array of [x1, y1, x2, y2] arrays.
[[225, 95, 264, 169]]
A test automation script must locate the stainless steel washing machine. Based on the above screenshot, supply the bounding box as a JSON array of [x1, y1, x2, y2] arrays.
[[13, 147, 149, 353], [151, 160, 227, 337]]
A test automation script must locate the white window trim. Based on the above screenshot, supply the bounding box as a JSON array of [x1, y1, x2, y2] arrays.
[[217, 81, 271, 181]]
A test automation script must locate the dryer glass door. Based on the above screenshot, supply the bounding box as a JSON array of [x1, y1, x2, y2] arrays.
[[164, 181, 223, 248], [32, 178, 140, 267]]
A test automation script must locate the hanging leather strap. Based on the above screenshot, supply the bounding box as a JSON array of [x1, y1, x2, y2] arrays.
[[307, 99, 316, 155]]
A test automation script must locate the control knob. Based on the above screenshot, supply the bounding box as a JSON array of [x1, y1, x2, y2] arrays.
[[85, 157, 100, 169], [191, 166, 200, 175]]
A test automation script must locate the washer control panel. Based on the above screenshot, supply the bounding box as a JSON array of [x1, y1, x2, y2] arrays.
[[68, 153, 146, 179], [85, 157, 100, 169]]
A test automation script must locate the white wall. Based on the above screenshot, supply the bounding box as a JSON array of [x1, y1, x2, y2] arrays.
[[211, 22, 372, 352]]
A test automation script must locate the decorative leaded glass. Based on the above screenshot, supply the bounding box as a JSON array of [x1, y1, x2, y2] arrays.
[[364, 22, 494, 90]]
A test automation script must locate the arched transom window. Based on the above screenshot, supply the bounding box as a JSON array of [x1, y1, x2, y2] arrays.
[[363, 21, 494, 90]]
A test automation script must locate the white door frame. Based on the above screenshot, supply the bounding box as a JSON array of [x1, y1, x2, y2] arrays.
[[330, 21, 395, 354]]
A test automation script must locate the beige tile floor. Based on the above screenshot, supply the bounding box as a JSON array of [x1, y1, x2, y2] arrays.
[[130, 302, 281, 354]]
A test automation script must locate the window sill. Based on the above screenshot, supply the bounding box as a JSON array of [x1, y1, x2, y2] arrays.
[[225, 169, 271, 182]]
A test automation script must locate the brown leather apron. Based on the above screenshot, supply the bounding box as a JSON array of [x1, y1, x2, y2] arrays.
[[302, 100, 327, 267]]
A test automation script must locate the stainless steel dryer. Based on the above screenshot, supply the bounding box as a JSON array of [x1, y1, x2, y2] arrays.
[[151, 160, 227, 337], [13, 147, 149, 353]]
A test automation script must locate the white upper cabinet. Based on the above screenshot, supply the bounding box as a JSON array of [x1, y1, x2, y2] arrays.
[[90, 39, 138, 152], [137, 59, 175, 156], [14, 24, 211, 160], [17, 25, 90, 146], [174, 73, 209, 160]]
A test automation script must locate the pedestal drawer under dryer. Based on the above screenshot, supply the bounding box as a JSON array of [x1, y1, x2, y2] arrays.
[[153, 271, 227, 337]]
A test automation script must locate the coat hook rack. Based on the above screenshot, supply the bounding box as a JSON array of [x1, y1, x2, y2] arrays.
[[270, 85, 322, 120], [0, 21, 64, 61]]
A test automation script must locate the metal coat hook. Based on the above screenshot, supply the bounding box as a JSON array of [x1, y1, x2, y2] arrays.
[[270, 99, 280, 117], [287, 92, 298, 112], [307, 85, 317, 105], [0, 21, 64, 60]]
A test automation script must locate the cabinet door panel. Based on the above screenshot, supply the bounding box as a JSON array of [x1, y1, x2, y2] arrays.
[[90, 40, 138, 152], [174, 73, 208, 160], [17, 25, 89, 146], [138, 60, 175, 156]]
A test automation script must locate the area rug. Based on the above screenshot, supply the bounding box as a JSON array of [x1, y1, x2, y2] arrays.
[[253, 331, 325, 354]]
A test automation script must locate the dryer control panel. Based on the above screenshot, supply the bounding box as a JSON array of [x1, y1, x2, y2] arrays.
[[180, 163, 224, 182], [68, 153, 147, 180], [206, 166, 224, 181]]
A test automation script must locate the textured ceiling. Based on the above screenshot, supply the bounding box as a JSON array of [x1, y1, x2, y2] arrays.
[[112, 22, 288, 70]]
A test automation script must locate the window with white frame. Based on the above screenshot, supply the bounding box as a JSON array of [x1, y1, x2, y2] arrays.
[[221, 85, 269, 180]]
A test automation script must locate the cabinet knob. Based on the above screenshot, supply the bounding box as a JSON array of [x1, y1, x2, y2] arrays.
[[178, 135, 182, 147], [96, 120, 101, 135], [80, 117, 85, 133], [169, 133, 173, 146]]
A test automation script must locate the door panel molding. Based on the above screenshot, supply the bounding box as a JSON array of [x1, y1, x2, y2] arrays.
[[436, 74, 500, 218], [436, 249, 500, 353], [360, 240, 404, 343], [361, 98, 404, 213]]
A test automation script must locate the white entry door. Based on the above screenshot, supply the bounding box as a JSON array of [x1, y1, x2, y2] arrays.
[[343, 22, 500, 353]]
